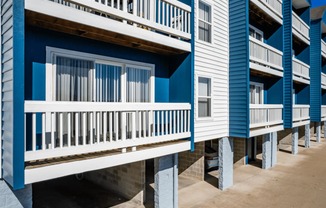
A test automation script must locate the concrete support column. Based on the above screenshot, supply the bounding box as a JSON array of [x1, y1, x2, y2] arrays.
[[154, 154, 178, 208], [0, 181, 32, 208], [271, 132, 277, 167], [262, 133, 272, 169], [324, 121, 326, 139], [218, 137, 233, 190], [305, 124, 310, 148], [292, 127, 299, 155], [316, 122, 321, 143]]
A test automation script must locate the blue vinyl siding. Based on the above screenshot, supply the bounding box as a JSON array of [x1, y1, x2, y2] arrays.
[[2, 0, 25, 189], [297, 85, 310, 104], [283, 0, 293, 128], [310, 20, 322, 122], [229, 0, 249, 138]]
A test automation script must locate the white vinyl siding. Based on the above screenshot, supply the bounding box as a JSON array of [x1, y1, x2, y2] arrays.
[[194, 0, 229, 142]]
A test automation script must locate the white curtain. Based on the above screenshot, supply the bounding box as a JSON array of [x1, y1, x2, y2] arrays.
[[126, 66, 151, 103]]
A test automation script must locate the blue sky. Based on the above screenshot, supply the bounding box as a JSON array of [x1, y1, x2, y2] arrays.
[[312, 0, 326, 8]]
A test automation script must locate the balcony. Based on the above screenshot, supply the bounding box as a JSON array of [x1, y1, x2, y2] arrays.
[[292, 11, 310, 45], [322, 105, 326, 120], [25, 101, 191, 161], [249, 104, 284, 137], [25, 0, 191, 54], [249, 36, 283, 76], [322, 72, 326, 90], [250, 0, 283, 24], [322, 39, 326, 58], [293, 105, 310, 127], [292, 58, 310, 84]]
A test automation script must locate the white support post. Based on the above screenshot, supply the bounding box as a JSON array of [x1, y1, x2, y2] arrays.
[[316, 122, 321, 143], [262, 133, 272, 169], [305, 124, 310, 148], [218, 137, 233, 190], [292, 127, 298, 155]]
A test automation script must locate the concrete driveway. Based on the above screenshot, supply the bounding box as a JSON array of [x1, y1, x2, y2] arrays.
[[179, 137, 326, 208]]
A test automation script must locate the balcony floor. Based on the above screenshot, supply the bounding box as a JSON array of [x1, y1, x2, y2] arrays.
[[26, 10, 188, 55]]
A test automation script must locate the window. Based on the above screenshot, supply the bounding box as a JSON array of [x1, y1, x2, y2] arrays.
[[48, 47, 154, 103], [198, 0, 212, 43], [249, 25, 263, 41], [250, 82, 264, 104], [198, 77, 211, 117]]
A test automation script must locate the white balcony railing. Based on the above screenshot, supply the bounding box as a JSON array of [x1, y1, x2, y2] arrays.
[[292, 58, 310, 80], [48, 0, 191, 40], [258, 0, 283, 17], [322, 39, 326, 57], [250, 104, 283, 128], [249, 36, 283, 71], [322, 72, 326, 87], [24, 101, 191, 161], [292, 11, 309, 40], [322, 106, 326, 118], [293, 105, 309, 122]]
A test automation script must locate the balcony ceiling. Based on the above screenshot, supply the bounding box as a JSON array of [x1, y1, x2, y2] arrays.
[[249, 2, 281, 39], [26, 11, 188, 55], [292, 0, 310, 10]]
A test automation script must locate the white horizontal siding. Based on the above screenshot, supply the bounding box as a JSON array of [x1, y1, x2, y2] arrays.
[[194, 0, 229, 142], [1, 0, 13, 182]]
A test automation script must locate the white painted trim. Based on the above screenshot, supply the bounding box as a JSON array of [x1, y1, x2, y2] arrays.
[[25, 132, 191, 161], [25, 141, 191, 184], [249, 125, 284, 137], [25, 0, 191, 52], [25, 101, 191, 113], [293, 76, 310, 85], [250, 62, 283, 77], [293, 120, 310, 128], [292, 29, 310, 45]]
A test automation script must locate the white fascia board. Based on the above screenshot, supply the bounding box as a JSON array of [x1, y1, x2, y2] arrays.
[[250, 62, 284, 77], [249, 125, 284, 137], [25, 141, 190, 184], [293, 120, 310, 128]]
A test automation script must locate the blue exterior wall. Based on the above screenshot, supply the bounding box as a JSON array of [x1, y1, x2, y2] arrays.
[[266, 26, 284, 52], [310, 20, 322, 122], [283, 0, 293, 128], [250, 76, 283, 104], [296, 85, 310, 104], [229, 0, 249, 138]]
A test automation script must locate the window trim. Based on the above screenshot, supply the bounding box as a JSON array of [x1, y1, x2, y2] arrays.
[[196, 75, 213, 120], [46, 46, 155, 103], [249, 25, 264, 42], [249, 81, 264, 104], [197, 0, 213, 44]]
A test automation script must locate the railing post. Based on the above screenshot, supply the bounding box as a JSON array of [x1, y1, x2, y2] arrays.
[[123, 0, 127, 23]]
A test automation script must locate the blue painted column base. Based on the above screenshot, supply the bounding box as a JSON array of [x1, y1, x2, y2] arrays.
[[305, 124, 310, 148], [262, 133, 272, 169], [154, 154, 178, 208], [218, 137, 233, 190], [316, 122, 321, 143], [292, 127, 299, 155]]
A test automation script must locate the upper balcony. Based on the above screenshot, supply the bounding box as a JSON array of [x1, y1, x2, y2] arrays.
[[322, 105, 326, 121], [292, 11, 310, 45], [249, 36, 283, 77], [25, 0, 191, 55], [322, 72, 326, 90], [292, 57, 310, 84], [322, 39, 326, 59], [24, 101, 191, 184], [249, 104, 284, 137], [293, 104, 310, 127], [250, 0, 283, 24]]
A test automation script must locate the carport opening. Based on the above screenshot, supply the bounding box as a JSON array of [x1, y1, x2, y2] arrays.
[[246, 137, 263, 168]]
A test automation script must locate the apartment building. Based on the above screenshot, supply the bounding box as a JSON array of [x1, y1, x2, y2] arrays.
[[0, 0, 194, 207]]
